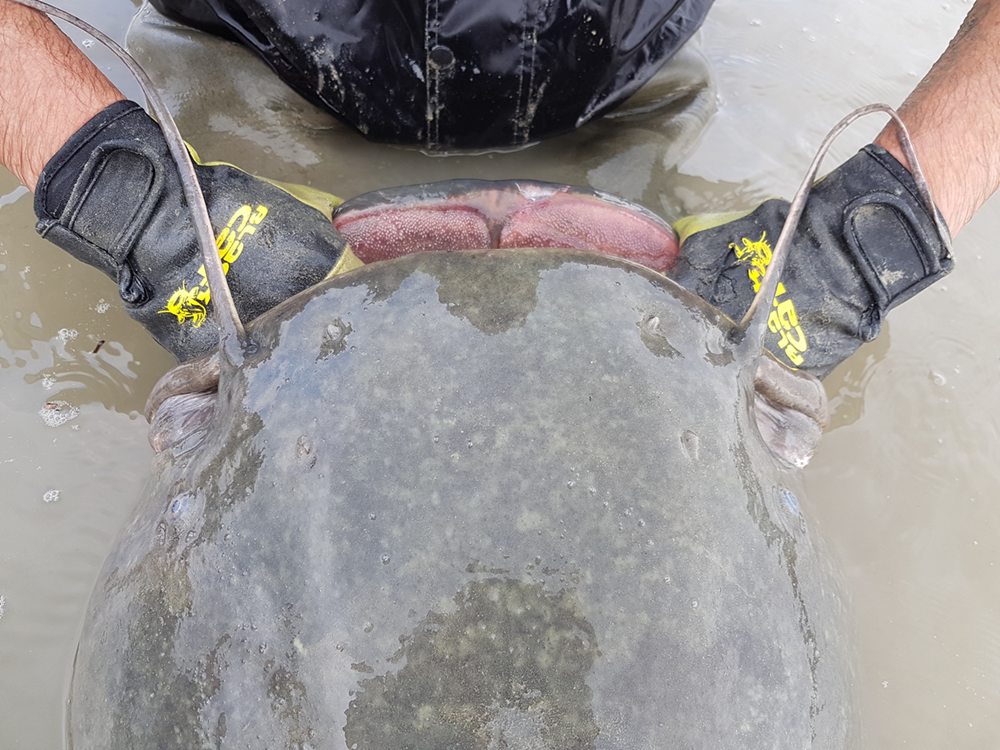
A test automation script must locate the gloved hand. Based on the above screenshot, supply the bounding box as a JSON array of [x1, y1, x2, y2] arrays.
[[670, 145, 953, 377], [33, 100, 362, 361]]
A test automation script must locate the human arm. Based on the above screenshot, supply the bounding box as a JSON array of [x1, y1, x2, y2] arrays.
[[0, 0, 356, 361], [0, 0, 122, 188], [669, 4, 1000, 377], [875, 0, 1000, 236]]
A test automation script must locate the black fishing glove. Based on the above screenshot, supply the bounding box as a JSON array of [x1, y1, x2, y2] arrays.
[[670, 145, 953, 377], [34, 100, 361, 361]]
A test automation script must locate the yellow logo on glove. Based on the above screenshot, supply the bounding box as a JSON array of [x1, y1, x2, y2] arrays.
[[731, 232, 809, 367], [159, 205, 268, 327]]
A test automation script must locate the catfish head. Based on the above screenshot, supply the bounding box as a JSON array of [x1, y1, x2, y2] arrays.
[[149, 179, 828, 472], [69, 180, 847, 748]]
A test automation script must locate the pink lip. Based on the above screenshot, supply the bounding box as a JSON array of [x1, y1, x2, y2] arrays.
[[333, 180, 680, 274]]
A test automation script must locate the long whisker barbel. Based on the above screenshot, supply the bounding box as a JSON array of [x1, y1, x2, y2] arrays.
[[736, 103, 952, 342], [11, 0, 248, 361]]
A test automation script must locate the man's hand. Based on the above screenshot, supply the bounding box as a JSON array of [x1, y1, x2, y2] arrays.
[[33, 102, 359, 360], [671, 0, 1000, 377], [670, 145, 952, 377], [0, 4, 356, 361]]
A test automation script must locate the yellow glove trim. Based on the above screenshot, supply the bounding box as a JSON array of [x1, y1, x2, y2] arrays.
[[325, 246, 365, 279], [674, 210, 754, 245], [184, 143, 343, 220]]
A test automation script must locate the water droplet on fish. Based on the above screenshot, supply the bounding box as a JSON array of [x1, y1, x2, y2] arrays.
[[638, 518, 646, 527], [368, 512, 377, 520], [41, 374, 55, 390], [881, 680, 889, 688], [259, 643, 267, 654], [95, 299, 110, 314], [336, 642, 346, 652], [749, 17, 762, 26], [929, 370, 948, 386], [566, 480, 576, 489], [42, 489, 60, 503], [380, 554, 391, 565], [691, 599, 699, 609], [81, 38, 95, 48], [432, 434, 440, 443], [57, 328, 78, 342], [363, 621, 374, 633]]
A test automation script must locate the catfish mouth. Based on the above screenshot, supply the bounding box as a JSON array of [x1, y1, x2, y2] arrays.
[[332, 179, 680, 274]]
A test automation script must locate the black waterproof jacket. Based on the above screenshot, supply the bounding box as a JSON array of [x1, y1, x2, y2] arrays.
[[152, 0, 714, 150]]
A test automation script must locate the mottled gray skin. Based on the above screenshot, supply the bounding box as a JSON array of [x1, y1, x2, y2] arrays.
[[70, 249, 850, 748]]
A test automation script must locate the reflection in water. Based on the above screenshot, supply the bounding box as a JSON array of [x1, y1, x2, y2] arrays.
[[346, 579, 599, 750]]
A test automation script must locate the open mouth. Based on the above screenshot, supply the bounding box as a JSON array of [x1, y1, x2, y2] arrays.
[[332, 179, 680, 274]]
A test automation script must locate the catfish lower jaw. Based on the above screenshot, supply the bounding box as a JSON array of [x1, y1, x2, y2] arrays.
[[333, 179, 680, 274]]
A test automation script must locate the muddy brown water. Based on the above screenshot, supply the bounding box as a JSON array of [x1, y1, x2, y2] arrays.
[[1, 0, 997, 747]]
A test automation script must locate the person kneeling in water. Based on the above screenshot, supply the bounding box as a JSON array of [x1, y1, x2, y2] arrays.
[[1, 0, 974, 375]]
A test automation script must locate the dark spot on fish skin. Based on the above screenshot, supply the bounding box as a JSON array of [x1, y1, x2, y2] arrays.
[[110, 560, 205, 746], [638, 314, 680, 358], [265, 662, 314, 743], [91, 339, 106, 354], [317, 318, 352, 361], [680, 430, 700, 462], [344, 578, 599, 749], [465, 559, 510, 575], [434, 253, 545, 334], [214, 712, 227, 744], [731, 424, 822, 735]]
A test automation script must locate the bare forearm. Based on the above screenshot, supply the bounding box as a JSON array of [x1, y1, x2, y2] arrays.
[[875, 0, 1000, 236], [0, 0, 123, 189]]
